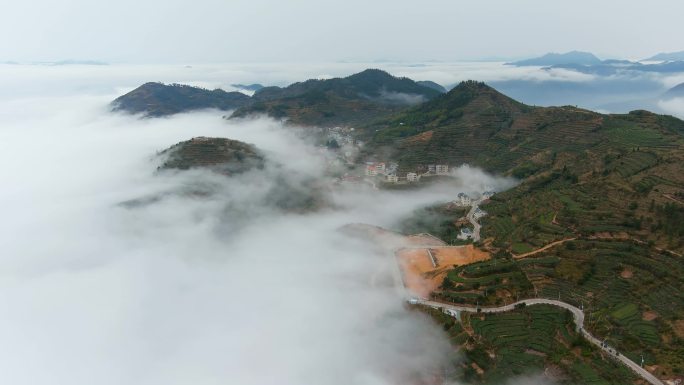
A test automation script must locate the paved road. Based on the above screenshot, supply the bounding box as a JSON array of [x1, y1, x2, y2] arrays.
[[413, 298, 664, 385], [466, 199, 483, 242]]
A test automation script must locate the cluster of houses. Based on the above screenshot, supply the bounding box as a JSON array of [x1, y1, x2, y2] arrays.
[[450, 191, 495, 208], [326, 126, 356, 147], [364, 163, 452, 184], [365, 162, 399, 177]]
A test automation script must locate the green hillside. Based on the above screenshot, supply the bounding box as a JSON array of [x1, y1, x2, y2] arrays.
[[367, 81, 684, 252], [158, 136, 265, 174], [112, 82, 252, 117], [421, 304, 638, 384], [230, 69, 443, 126]]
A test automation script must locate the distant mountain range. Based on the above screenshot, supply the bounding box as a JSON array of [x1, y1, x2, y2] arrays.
[[507, 51, 602, 66], [113, 69, 445, 125], [644, 51, 684, 61], [507, 51, 684, 76], [2, 60, 109, 66], [551, 60, 684, 75]]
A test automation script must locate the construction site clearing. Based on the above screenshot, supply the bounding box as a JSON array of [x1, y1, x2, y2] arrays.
[[338, 223, 491, 297], [395, 245, 490, 298]]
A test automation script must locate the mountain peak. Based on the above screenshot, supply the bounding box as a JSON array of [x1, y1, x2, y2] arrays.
[[440, 80, 516, 107], [346, 68, 394, 80], [508, 51, 601, 66], [450, 80, 490, 92]]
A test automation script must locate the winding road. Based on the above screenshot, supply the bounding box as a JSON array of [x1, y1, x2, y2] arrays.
[[466, 198, 483, 242], [412, 298, 664, 385]]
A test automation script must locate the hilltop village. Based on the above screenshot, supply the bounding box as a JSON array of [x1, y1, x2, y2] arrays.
[[320, 126, 496, 242]]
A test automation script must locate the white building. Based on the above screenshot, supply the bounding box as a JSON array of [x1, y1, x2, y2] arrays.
[[386, 174, 399, 183], [457, 227, 474, 240], [365, 162, 387, 176], [473, 208, 487, 220], [428, 165, 436, 173], [436, 164, 449, 175], [456, 192, 472, 206], [407, 172, 419, 182]]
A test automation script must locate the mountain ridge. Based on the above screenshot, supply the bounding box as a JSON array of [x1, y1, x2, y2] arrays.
[[507, 51, 602, 66], [644, 50, 684, 61], [229, 69, 443, 126], [112, 82, 251, 117], [112, 69, 442, 125]]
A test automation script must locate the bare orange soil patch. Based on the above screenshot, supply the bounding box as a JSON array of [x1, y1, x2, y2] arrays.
[[431, 246, 490, 266], [620, 269, 633, 279], [396, 245, 490, 297], [406, 233, 447, 247], [405, 130, 433, 144], [642, 311, 658, 321], [672, 320, 684, 338]]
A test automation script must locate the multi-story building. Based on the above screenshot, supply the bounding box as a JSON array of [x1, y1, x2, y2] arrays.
[[436, 164, 449, 175]]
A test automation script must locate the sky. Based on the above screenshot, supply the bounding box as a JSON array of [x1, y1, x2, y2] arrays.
[[1, 0, 683, 63]]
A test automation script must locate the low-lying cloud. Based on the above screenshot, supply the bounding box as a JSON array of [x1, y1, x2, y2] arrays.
[[0, 64, 552, 385], [377, 90, 427, 105], [658, 96, 684, 119]]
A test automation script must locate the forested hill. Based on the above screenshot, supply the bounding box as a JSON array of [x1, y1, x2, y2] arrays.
[[366, 81, 684, 253], [229, 69, 444, 126], [112, 83, 251, 117]]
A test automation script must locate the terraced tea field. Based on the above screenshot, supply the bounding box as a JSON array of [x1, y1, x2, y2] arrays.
[[431, 238, 683, 380], [423, 305, 638, 384]]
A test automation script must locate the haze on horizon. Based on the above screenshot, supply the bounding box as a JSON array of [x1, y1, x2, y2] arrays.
[[1, 0, 683, 63]]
